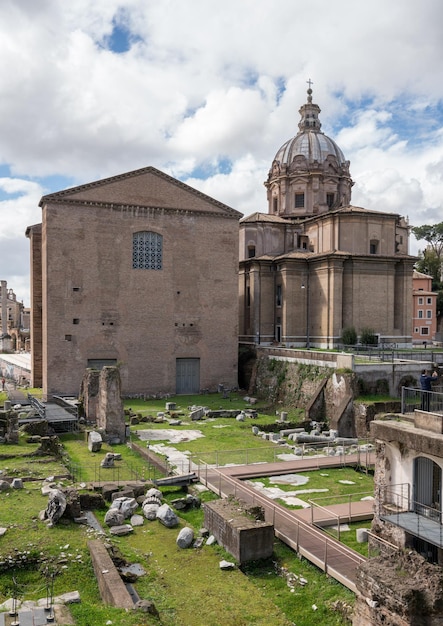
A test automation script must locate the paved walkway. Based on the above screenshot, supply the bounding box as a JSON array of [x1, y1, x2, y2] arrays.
[[4, 381, 29, 405]]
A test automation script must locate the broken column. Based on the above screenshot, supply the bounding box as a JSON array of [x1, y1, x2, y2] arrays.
[[96, 366, 126, 443]]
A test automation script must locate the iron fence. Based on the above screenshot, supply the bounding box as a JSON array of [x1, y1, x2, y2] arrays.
[[401, 386, 443, 414]]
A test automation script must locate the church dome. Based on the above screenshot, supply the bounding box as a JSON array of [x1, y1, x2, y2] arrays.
[[274, 125, 347, 166], [265, 84, 353, 218]]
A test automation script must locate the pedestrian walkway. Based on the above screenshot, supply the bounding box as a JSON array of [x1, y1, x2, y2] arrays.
[[4, 382, 29, 406]]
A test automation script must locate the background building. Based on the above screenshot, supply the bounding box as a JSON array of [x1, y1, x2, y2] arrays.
[[0, 280, 29, 352], [412, 270, 438, 344], [239, 88, 416, 348], [27, 167, 241, 400]]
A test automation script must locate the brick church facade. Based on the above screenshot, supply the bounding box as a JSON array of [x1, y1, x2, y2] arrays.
[[27, 167, 241, 399]]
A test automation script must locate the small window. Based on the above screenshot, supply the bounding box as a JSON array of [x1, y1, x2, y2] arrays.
[[418, 297, 424, 305], [421, 327, 429, 335], [427, 297, 432, 305], [72, 287, 80, 292], [427, 310, 432, 319], [248, 245, 256, 258], [276, 285, 282, 307], [273, 197, 278, 213], [295, 193, 305, 208], [370, 240, 378, 254], [246, 286, 250, 307], [133, 231, 163, 270], [326, 193, 334, 208], [418, 310, 423, 319], [73, 318, 79, 325], [65, 334, 72, 341]]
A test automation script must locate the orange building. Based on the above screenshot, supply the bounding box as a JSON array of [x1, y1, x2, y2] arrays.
[[412, 270, 437, 344]]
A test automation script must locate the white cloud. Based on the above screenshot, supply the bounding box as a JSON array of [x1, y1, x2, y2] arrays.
[[0, 0, 443, 303]]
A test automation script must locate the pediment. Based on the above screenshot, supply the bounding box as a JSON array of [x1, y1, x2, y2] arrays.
[[40, 166, 241, 219]]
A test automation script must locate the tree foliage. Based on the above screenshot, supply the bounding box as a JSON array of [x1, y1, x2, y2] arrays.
[[412, 223, 443, 259]]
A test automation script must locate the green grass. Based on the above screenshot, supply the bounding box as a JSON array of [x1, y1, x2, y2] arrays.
[[248, 467, 374, 507], [0, 435, 69, 478], [60, 434, 162, 483]]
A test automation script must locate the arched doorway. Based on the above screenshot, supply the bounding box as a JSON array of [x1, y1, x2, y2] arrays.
[[413, 456, 441, 515]]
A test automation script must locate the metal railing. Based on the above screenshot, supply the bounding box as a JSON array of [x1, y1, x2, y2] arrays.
[[381, 483, 443, 545], [65, 459, 164, 485], [184, 441, 375, 475], [309, 491, 374, 541], [27, 393, 46, 418], [348, 347, 443, 364], [401, 386, 443, 414]]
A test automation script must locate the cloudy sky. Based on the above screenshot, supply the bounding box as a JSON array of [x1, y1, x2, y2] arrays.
[[1, 0, 443, 306]]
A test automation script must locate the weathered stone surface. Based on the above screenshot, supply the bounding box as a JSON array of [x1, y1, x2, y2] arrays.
[[96, 366, 126, 442], [145, 487, 162, 500], [156, 503, 179, 528], [87, 431, 102, 452], [171, 494, 200, 511], [104, 508, 125, 527], [64, 488, 82, 519], [0, 480, 9, 491], [11, 478, 23, 489], [102, 483, 119, 502], [134, 599, 159, 617], [219, 560, 235, 570], [46, 489, 67, 525], [176, 527, 194, 548], [109, 524, 133, 536], [354, 550, 443, 625], [100, 452, 115, 468], [110, 497, 138, 519], [143, 503, 160, 520], [130, 514, 144, 527], [80, 368, 100, 422]]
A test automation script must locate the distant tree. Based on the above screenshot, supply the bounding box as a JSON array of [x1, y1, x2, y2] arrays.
[[413, 223, 443, 317], [412, 223, 443, 283]]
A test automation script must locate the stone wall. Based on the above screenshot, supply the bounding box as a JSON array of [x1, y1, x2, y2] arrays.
[[204, 499, 274, 564], [353, 551, 443, 625]]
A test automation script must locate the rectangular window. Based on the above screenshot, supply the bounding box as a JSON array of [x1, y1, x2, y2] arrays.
[[246, 286, 250, 307], [427, 310, 432, 318], [248, 245, 256, 258], [418, 297, 424, 305], [73, 318, 79, 325], [418, 310, 423, 319], [370, 242, 378, 254], [326, 193, 334, 208], [421, 327, 429, 335], [276, 285, 282, 307], [427, 297, 432, 305], [295, 193, 304, 208]]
